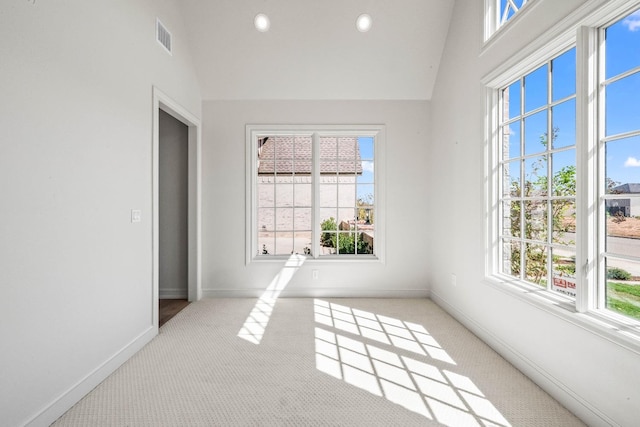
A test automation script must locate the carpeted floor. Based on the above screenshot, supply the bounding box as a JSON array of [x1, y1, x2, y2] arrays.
[[53, 298, 585, 426]]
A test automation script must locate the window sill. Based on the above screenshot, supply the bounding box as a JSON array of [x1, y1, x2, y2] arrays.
[[484, 274, 640, 356], [251, 254, 382, 264]]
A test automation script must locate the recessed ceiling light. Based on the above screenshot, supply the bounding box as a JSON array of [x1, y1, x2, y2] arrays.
[[356, 14, 372, 32], [254, 13, 270, 32]]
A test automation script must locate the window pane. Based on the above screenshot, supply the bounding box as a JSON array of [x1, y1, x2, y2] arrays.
[[524, 110, 548, 155], [502, 239, 521, 279], [503, 121, 521, 159], [504, 81, 521, 121], [524, 65, 548, 113], [258, 208, 274, 232], [338, 208, 356, 225], [605, 9, 640, 79], [294, 232, 312, 256], [605, 73, 640, 137], [357, 205, 374, 225], [320, 230, 337, 255], [294, 183, 312, 207], [274, 235, 293, 255], [337, 232, 356, 254], [552, 150, 576, 196], [606, 207, 640, 253], [552, 199, 576, 245], [258, 233, 274, 256], [357, 183, 374, 203], [359, 137, 374, 160], [524, 200, 548, 242], [319, 208, 336, 224], [551, 99, 576, 149], [320, 136, 337, 159], [295, 208, 312, 230], [500, 0, 529, 25], [551, 248, 576, 298], [356, 232, 374, 255], [320, 183, 338, 207], [275, 208, 293, 231], [605, 258, 640, 320], [276, 183, 293, 207], [524, 156, 547, 197], [502, 200, 521, 237], [338, 185, 356, 208], [503, 160, 521, 197], [605, 136, 640, 191], [551, 48, 576, 102], [257, 182, 274, 208], [358, 162, 374, 184], [524, 243, 547, 286]]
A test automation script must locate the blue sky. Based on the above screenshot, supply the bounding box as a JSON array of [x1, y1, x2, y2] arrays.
[[357, 136, 374, 201], [604, 10, 640, 186]]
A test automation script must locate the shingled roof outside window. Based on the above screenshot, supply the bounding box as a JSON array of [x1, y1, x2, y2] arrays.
[[257, 136, 363, 175]]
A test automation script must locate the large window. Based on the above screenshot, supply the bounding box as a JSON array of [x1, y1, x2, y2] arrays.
[[488, 4, 640, 327], [247, 125, 384, 262]]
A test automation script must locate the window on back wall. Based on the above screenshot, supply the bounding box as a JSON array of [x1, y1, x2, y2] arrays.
[[487, 3, 640, 334], [247, 125, 384, 262]]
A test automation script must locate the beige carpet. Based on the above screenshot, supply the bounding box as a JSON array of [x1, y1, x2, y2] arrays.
[[53, 298, 585, 426]]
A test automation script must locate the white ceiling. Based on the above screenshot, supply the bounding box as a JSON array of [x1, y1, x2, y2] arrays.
[[180, 0, 455, 101]]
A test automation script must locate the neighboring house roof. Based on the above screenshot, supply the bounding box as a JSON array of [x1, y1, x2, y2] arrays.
[[612, 183, 640, 194], [258, 136, 363, 175]]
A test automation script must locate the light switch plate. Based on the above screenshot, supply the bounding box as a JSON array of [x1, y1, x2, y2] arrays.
[[131, 209, 142, 223]]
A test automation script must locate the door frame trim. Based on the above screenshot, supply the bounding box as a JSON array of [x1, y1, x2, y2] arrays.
[[152, 87, 202, 328]]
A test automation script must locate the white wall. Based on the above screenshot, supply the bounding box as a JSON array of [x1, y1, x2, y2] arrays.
[[0, 1, 201, 426], [428, 0, 640, 425], [202, 100, 429, 297]]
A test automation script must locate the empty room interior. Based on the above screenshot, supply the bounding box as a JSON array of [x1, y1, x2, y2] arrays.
[[2, 0, 640, 426]]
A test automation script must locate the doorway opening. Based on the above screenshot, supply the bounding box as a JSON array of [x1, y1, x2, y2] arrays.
[[152, 87, 201, 330]]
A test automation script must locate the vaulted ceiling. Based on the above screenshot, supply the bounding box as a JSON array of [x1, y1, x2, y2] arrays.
[[180, 0, 455, 100]]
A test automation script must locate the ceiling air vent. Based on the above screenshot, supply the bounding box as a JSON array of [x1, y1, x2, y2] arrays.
[[156, 18, 172, 55]]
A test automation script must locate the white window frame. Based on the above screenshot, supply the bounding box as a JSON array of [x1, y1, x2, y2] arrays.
[[246, 124, 386, 264], [484, 0, 538, 43], [484, 0, 640, 351]]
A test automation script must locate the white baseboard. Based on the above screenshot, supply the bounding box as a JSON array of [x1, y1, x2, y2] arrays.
[[202, 288, 430, 299], [25, 326, 157, 427], [159, 288, 188, 299], [430, 291, 615, 427]]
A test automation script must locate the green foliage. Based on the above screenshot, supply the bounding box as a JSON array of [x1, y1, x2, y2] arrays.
[[606, 267, 632, 281], [320, 217, 372, 254], [608, 282, 640, 298], [607, 297, 640, 319], [507, 127, 577, 285]]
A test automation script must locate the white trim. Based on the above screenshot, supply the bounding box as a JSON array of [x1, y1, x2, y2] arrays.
[[159, 289, 189, 299], [575, 26, 599, 313], [24, 327, 156, 427], [246, 124, 386, 264], [203, 288, 427, 299], [483, 0, 541, 47], [431, 290, 618, 427], [152, 87, 202, 313]]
